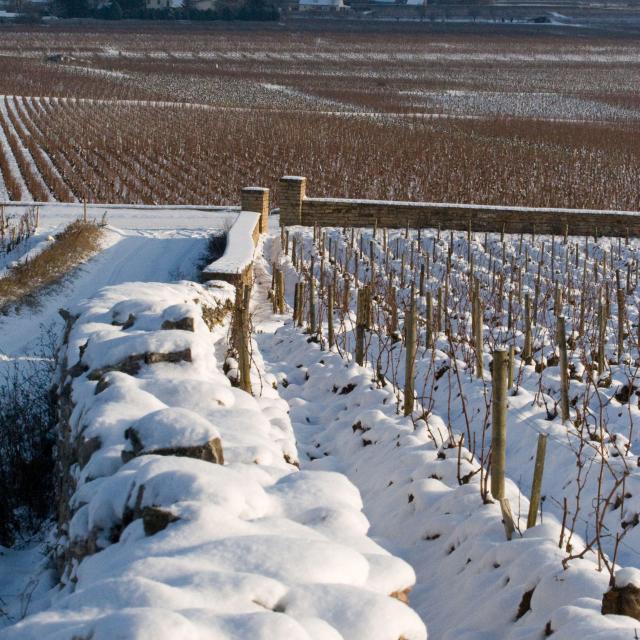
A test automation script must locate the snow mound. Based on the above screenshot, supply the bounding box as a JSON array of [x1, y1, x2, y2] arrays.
[[3, 280, 426, 640], [263, 315, 640, 640]]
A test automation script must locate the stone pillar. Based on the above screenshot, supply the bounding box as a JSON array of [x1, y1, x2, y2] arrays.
[[279, 176, 306, 227], [241, 186, 270, 234]]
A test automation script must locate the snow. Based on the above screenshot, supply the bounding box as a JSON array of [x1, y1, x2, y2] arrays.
[[0, 544, 54, 624], [0, 205, 238, 370], [2, 277, 425, 640], [5, 206, 640, 638], [307, 196, 640, 217], [0, 202, 239, 228], [203, 211, 259, 277], [253, 304, 626, 639], [277, 218, 640, 554], [615, 567, 640, 589], [249, 229, 640, 639], [299, 0, 344, 7]]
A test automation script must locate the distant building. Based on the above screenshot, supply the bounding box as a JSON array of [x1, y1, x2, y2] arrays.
[[299, 0, 345, 11], [368, 0, 426, 4], [193, 0, 216, 10], [145, 0, 182, 9], [145, 0, 217, 10]]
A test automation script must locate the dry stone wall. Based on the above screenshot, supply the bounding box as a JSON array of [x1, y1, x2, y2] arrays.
[[6, 280, 427, 640], [279, 176, 640, 236]]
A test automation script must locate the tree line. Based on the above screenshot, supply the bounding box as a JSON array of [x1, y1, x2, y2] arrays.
[[56, 0, 279, 21]]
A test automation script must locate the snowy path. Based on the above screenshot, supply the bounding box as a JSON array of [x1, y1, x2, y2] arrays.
[[250, 242, 434, 627], [0, 229, 207, 358], [249, 238, 426, 633], [0, 206, 237, 361]]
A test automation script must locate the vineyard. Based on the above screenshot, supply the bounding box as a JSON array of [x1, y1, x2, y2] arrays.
[[258, 217, 640, 634], [1, 95, 640, 210], [0, 24, 638, 209], [2, 20, 640, 640]]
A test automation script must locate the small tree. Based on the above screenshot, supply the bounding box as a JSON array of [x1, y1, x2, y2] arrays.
[[100, 0, 124, 18], [56, 0, 90, 17]]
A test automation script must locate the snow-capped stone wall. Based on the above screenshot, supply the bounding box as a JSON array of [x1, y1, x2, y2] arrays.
[[4, 280, 426, 640], [202, 211, 261, 285]]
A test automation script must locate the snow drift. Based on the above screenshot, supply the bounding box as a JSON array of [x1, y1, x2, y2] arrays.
[[1, 280, 426, 640]]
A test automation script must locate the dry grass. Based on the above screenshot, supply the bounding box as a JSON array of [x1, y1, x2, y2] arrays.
[[0, 220, 103, 311]]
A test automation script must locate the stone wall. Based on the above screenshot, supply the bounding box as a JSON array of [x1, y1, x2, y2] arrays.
[[279, 176, 640, 236], [201, 209, 264, 286]]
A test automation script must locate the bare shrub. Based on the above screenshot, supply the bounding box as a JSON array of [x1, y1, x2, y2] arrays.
[[0, 328, 57, 546]]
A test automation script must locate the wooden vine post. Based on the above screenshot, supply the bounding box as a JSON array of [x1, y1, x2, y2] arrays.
[[523, 293, 533, 364], [507, 345, 515, 389], [309, 274, 317, 336], [617, 287, 625, 363], [557, 315, 570, 423], [491, 349, 515, 540], [296, 282, 304, 328], [404, 295, 418, 417], [474, 292, 483, 379], [327, 283, 335, 349], [597, 298, 606, 374], [271, 267, 279, 314], [355, 286, 368, 366], [526, 433, 548, 529], [238, 284, 252, 395], [276, 270, 285, 315], [389, 286, 399, 338]]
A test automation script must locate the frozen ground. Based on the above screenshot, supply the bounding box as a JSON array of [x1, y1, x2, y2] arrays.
[[0, 204, 237, 360], [401, 89, 640, 122], [2, 212, 640, 638], [0, 215, 427, 640], [0, 204, 239, 632], [248, 225, 640, 638]]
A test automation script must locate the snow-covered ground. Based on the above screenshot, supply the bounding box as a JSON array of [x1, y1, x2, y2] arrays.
[[0, 257, 426, 640], [276, 223, 640, 569], [0, 204, 241, 633], [249, 224, 640, 638], [3, 209, 640, 639], [0, 204, 237, 359]]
